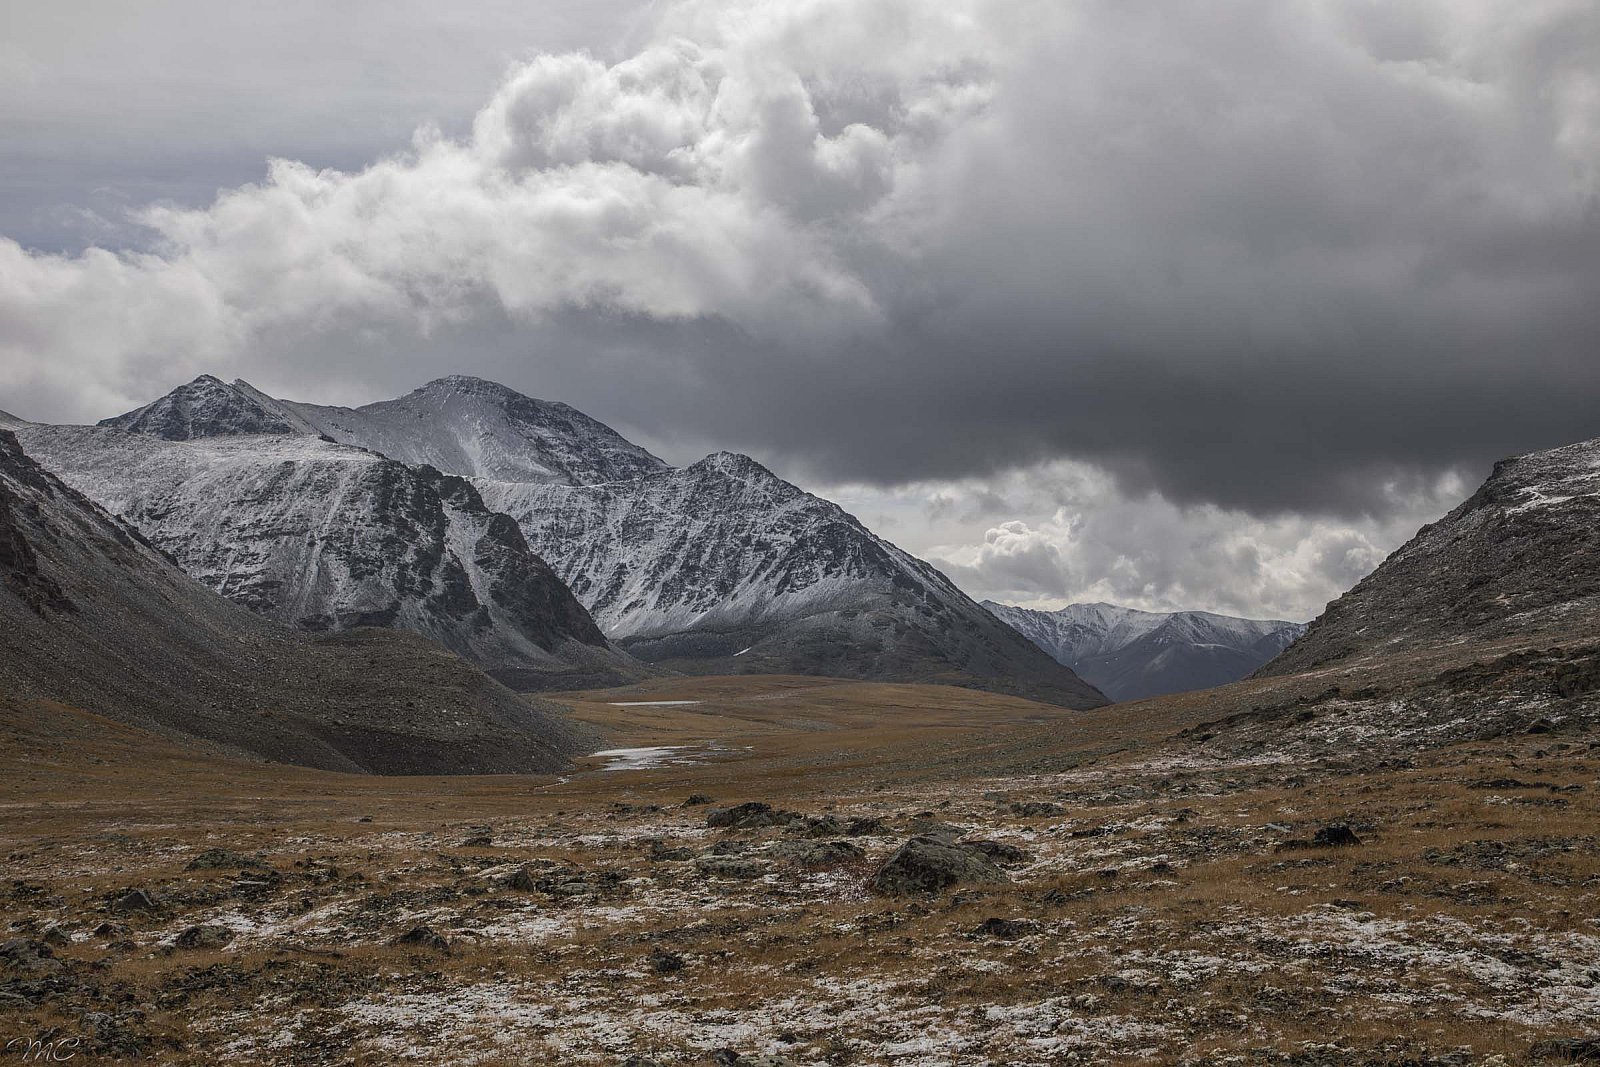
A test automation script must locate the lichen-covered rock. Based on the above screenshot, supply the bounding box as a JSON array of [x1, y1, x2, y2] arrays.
[[869, 836, 1009, 895]]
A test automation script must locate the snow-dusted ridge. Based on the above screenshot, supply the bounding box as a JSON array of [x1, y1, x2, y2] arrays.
[[30, 374, 1106, 707], [21, 380, 644, 691], [984, 600, 1305, 702]]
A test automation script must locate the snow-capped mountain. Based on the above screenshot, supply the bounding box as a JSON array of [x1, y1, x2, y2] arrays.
[[983, 600, 1305, 702], [0, 428, 592, 774], [56, 374, 1105, 707], [1262, 433, 1600, 677], [17, 380, 641, 691], [474, 450, 1105, 705], [261, 375, 669, 485]]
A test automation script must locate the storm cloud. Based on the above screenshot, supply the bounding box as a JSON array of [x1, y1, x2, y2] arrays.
[[2, 0, 1597, 617]]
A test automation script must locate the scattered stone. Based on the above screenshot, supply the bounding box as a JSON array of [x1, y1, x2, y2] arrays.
[[394, 925, 450, 951], [1531, 1038, 1600, 1062], [174, 925, 235, 950], [648, 947, 685, 975], [38, 925, 70, 947], [109, 888, 159, 914], [844, 816, 887, 836], [648, 843, 696, 862], [684, 794, 714, 806], [185, 848, 268, 871], [972, 917, 1037, 940], [0, 938, 61, 975], [707, 802, 798, 830], [1313, 824, 1363, 848], [503, 866, 541, 891], [961, 839, 1032, 866], [906, 816, 965, 842], [1009, 801, 1064, 818], [869, 836, 1009, 895], [796, 815, 845, 837], [694, 856, 769, 880], [768, 840, 865, 867], [711, 1052, 794, 1067]]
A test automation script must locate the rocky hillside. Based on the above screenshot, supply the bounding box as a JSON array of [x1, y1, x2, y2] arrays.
[[20, 381, 641, 691], [481, 452, 1106, 706], [985, 601, 1304, 701], [1262, 435, 1600, 676], [30, 374, 1103, 707], [0, 429, 593, 773]]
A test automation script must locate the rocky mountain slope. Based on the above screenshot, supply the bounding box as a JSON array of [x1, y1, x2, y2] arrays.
[[984, 601, 1304, 701], [278, 377, 1104, 706], [19, 380, 641, 691], [70, 375, 1105, 707], [0, 429, 593, 773], [1262, 435, 1600, 677], [478, 452, 1105, 706]]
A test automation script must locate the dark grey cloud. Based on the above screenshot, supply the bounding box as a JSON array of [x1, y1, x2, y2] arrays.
[[3, 0, 1597, 528]]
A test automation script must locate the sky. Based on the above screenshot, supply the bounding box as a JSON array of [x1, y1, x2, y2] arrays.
[[3, 0, 1596, 622]]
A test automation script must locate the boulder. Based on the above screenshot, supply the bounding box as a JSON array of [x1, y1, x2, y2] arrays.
[[869, 836, 1009, 895]]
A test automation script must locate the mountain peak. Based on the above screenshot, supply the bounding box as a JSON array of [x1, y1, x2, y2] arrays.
[[100, 375, 303, 440], [268, 378, 670, 486]]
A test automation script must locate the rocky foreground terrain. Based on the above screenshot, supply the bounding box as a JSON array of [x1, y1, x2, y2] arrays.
[[2, 672, 1597, 1066]]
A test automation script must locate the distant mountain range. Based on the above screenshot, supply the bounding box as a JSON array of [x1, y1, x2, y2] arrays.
[[0, 428, 592, 774], [982, 600, 1305, 702], [14, 375, 1106, 708]]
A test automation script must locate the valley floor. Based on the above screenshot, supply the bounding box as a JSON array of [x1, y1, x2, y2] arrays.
[[2, 677, 1597, 1066]]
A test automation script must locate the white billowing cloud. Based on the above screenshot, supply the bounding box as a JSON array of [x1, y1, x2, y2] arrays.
[[826, 460, 1469, 621], [1, 0, 1596, 527], [1, 0, 1002, 420]]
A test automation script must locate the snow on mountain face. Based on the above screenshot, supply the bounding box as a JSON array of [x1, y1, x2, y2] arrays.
[[984, 600, 1306, 702], [98, 374, 318, 440], [35, 373, 1103, 706], [273, 376, 670, 486], [1262, 435, 1600, 677], [15, 420, 630, 691], [480, 451, 1108, 707], [0, 429, 593, 775]]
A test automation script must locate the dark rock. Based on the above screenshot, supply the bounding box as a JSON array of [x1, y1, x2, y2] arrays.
[[648, 948, 685, 975], [394, 925, 450, 951], [174, 925, 234, 950], [961, 839, 1032, 866], [503, 866, 541, 891], [869, 836, 1009, 895], [109, 888, 159, 914], [844, 816, 886, 836], [1531, 1038, 1600, 1062], [1312, 824, 1363, 848], [905, 816, 965, 842], [462, 834, 494, 848], [684, 794, 714, 806], [972, 917, 1037, 940], [1526, 717, 1559, 735], [1009, 801, 1065, 818], [185, 848, 268, 871], [768, 840, 865, 867], [0, 938, 61, 975], [707, 802, 797, 830], [648, 844, 696, 862], [693, 856, 769, 880]]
